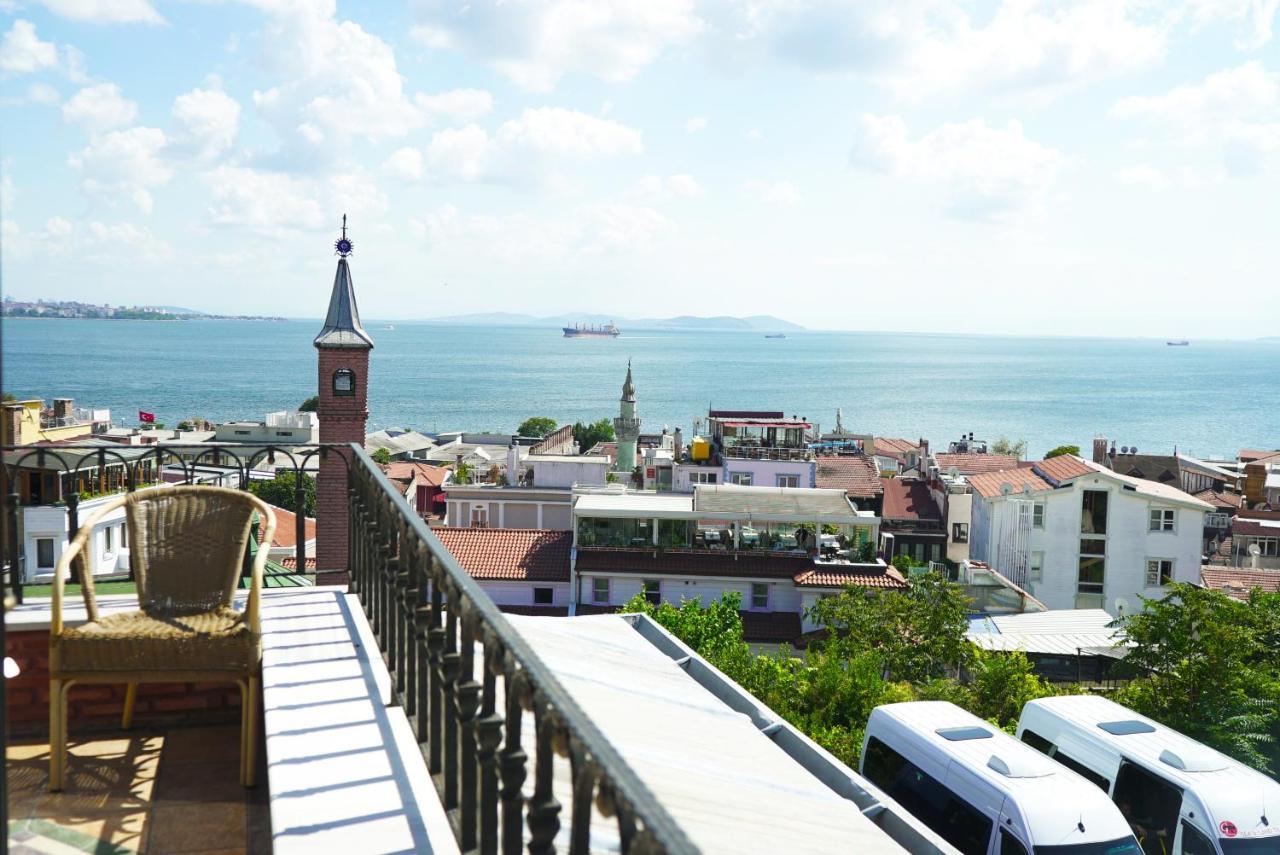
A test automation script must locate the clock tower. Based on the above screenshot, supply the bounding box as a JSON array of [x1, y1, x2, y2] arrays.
[[314, 216, 373, 583]]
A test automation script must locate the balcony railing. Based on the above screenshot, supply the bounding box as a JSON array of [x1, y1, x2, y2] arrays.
[[719, 444, 812, 461], [348, 445, 694, 853]]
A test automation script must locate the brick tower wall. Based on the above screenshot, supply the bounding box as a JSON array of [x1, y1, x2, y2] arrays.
[[316, 347, 369, 584]]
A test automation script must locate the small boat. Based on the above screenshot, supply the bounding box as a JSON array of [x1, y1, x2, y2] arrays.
[[1166, 340, 1189, 346], [385, 324, 395, 330], [764, 333, 786, 339]]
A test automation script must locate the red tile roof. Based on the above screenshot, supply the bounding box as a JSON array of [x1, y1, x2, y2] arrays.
[[880, 479, 940, 520], [381, 460, 450, 487], [278, 556, 317, 570], [793, 565, 908, 589], [434, 528, 571, 582], [1194, 489, 1242, 509], [264, 505, 316, 549], [1033, 454, 1095, 483], [874, 438, 919, 457], [933, 453, 1020, 475], [575, 548, 810, 580], [815, 455, 883, 498], [1233, 520, 1280, 538], [1240, 449, 1280, 463], [1201, 567, 1280, 601], [968, 468, 1051, 499]]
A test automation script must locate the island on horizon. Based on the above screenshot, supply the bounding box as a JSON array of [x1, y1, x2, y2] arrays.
[[2, 299, 285, 322]]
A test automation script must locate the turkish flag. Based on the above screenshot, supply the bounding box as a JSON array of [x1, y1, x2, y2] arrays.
[[138, 410, 156, 423]]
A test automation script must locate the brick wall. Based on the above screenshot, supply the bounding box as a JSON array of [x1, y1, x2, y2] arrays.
[[316, 347, 369, 584], [6, 630, 243, 735]]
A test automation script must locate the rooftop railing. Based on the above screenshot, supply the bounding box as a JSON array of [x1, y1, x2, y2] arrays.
[[720, 444, 812, 461]]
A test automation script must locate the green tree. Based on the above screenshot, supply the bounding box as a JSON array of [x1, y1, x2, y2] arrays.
[[1044, 444, 1081, 459], [516, 416, 558, 438], [248, 470, 316, 517], [370, 447, 392, 465], [453, 461, 472, 483], [572, 418, 615, 451], [1115, 584, 1280, 773], [2, 392, 15, 402], [991, 437, 1027, 459], [298, 395, 319, 412]]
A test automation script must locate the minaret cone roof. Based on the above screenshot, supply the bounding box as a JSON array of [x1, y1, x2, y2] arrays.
[[621, 360, 635, 401], [314, 257, 374, 350]]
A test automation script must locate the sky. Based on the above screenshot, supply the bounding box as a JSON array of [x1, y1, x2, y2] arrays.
[[1, 0, 1278, 337]]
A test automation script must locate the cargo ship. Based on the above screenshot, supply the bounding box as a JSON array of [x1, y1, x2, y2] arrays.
[[563, 322, 620, 338]]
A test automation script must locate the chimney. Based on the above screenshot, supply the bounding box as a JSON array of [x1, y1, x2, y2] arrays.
[[674, 427, 684, 461], [3, 406, 23, 445], [53, 398, 73, 422], [1092, 436, 1109, 465]]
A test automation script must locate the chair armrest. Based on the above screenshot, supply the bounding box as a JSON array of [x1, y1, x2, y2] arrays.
[[246, 500, 276, 632], [51, 494, 130, 635]]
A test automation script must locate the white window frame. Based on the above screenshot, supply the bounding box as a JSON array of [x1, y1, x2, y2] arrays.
[[1149, 507, 1176, 533], [775, 474, 799, 488], [690, 471, 717, 485], [1145, 558, 1174, 587], [643, 579, 661, 605], [104, 526, 113, 552], [1032, 502, 1045, 529], [470, 506, 488, 528], [1029, 551, 1044, 582], [729, 472, 753, 486], [592, 577, 610, 604], [36, 537, 55, 570], [952, 523, 969, 543], [750, 583, 769, 610]]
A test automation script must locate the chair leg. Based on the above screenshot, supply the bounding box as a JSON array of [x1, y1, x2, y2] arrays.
[[241, 676, 259, 788], [48, 678, 63, 792], [121, 682, 138, 730]]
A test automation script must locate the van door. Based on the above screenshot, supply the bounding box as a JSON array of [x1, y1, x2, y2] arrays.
[[997, 798, 1032, 855], [1174, 818, 1218, 855], [1112, 761, 1183, 855]]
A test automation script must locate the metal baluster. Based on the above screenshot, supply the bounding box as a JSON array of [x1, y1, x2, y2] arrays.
[[6, 482, 21, 604], [427, 563, 445, 774], [395, 525, 412, 700], [477, 639, 503, 855], [402, 538, 420, 718], [500, 669, 529, 855], [456, 609, 481, 850], [615, 798, 638, 854], [569, 739, 597, 855], [441, 583, 460, 811], [527, 701, 563, 855]]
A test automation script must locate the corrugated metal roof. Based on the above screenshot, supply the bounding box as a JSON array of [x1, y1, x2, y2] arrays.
[[694, 484, 856, 520], [966, 609, 1128, 656]]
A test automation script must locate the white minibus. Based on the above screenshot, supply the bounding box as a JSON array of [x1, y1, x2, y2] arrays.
[[861, 701, 1143, 855], [1017, 695, 1280, 855]]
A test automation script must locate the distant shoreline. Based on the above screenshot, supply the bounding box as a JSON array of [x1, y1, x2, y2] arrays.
[[2, 314, 288, 322]]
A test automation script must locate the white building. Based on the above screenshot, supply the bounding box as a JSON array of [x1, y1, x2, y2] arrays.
[[214, 411, 318, 444], [967, 455, 1210, 616], [23, 494, 131, 583], [443, 452, 611, 530]]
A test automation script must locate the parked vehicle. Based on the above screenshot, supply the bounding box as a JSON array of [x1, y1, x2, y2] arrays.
[[1017, 695, 1280, 855], [861, 701, 1142, 855]]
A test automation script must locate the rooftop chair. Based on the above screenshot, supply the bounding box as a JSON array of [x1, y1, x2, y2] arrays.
[[48, 485, 275, 791]]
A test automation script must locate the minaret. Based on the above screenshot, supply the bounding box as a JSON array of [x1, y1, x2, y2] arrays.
[[314, 216, 373, 583], [613, 360, 640, 473]]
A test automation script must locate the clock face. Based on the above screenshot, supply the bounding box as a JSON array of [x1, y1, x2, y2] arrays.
[[333, 369, 355, 394]]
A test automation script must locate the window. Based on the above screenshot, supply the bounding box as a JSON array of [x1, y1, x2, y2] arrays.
[[730, 472, 753, 486], [999, 829, 1029, 855], [930, 543, 941, 562], [690, 471, 717, 485], [1205, 512, 1229, 529], [1148, 508, 1175, 532], [1078, 555, 1105, 595], [1082, 490, 1109, 535], [1032, 502, 1045, 528], [1020, 729, 1054, 754], [1052, 749, 1111, 792], [862, 736, 994, 855], [776, 474, 799, 488], [751, 583, 768, 610], [592, 577, 609, 604], [913, 543, 925, 563], [36, 538, 55, 569], [1145, 559, 1173, 587], [234, 429, 250, 436], [120, 524, 127, 548], [1113, 762, 1181, 850], [643, 579, 661, 605], [953, 523, 969, 543], [104, 526, 113, 552], [276, 430, 292, 437], [1029, 551, 1044, 582], [333, 368, 356, 396], [533, 587, 554, 605], [470, 506, 488, 528], [1180, 821, 1216, 855]]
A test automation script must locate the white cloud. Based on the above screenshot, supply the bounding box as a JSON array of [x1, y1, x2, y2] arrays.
[[62, 83, 138, 132], [496, 107, 643, 157], [425, 124, 492, 181], [170, 85, 241, 161], [852, 114, 1064, 220], [685, 115, 707, 133], [1113, 62, 1280, 175], [27, 82, 61, 104], [415, 88, 493, 123], [1181, 0, 1280, 49], [69, 126, 171, 213], [632, 173, 704, 201], [1116, 164, 1170, 189], [383, 146, 424, 181], [412, 0, 703, 90], [205, 165, 326, 233], [742, 179, 801, 207], [37, 0, 163, 24], [0, 20, 58, 73]]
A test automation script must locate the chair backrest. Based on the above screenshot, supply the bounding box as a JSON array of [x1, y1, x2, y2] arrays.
[[126, 486, 259, 615]]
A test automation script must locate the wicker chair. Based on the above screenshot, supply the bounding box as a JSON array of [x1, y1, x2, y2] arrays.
[[48, 485, 275, 791]]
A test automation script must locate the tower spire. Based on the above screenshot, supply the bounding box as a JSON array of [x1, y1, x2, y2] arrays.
[[622, 358, 635, 401], [315, 216, 373, 350]]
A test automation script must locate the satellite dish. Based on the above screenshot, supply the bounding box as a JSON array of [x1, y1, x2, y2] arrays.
[[948, 466, 960, 478], [1121, 446, 1130, 454], [1021, 484, 1032, 494], [1001, 483, 1013, 496], [1131, 447, 1138, 454], [1114, 598, 1127, 616], [1249, 544, 1262, 556]]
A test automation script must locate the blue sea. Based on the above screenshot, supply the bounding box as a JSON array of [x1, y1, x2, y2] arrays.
[[3, 318, 1276, 459]]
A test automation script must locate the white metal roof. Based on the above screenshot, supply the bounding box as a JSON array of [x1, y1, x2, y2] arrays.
[[869, 702, 1134, 847], [1080, 460, 1214, 510], [1023, 696, 1280, 839], [967, 609, 1129, 657], [695, 484, 858, 520], [573, 492, 694, 516], [507, 614, 909, 854]]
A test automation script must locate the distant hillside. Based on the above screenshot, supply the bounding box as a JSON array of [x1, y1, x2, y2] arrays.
[[423, 312, 805, 332]]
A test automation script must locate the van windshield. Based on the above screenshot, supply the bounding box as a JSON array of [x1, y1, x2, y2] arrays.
[[1220, 838, 1280, 854], [1034, 837, 1144, 855]]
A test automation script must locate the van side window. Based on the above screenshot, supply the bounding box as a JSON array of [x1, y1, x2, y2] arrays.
[[1179, 821, 1215, 855], [1113, 762, 1181, 855], [862, 737, 994, 855], [1051, 749, 1112, 792], [1020, 729, 1053, 754], [1000, 828, 1029, 855]]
